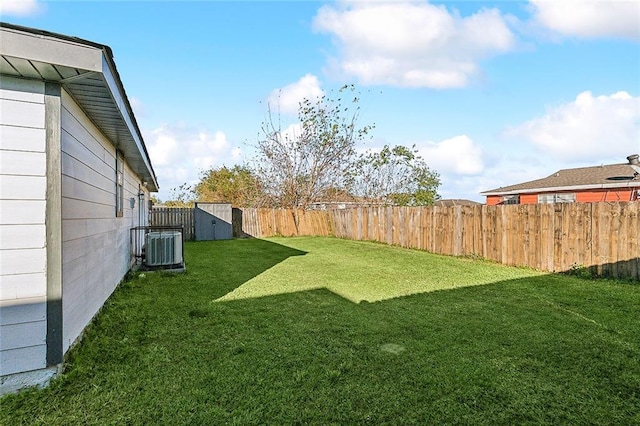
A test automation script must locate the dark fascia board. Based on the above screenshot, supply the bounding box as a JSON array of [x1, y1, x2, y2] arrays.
[[0, 22, 159, 192]]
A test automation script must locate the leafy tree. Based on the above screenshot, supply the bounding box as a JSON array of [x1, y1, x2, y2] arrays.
[[254, 84, 374, 215], [352, 145, 441, 206], [194, 165, 263, 207]]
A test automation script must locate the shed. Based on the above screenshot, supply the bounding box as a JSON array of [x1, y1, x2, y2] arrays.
[[194, 202, 233, 241], [0, 23, 158, 394]]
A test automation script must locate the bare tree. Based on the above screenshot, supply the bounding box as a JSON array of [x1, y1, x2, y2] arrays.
[[254, 85, 374, 228], [163, 183, 195, 207]]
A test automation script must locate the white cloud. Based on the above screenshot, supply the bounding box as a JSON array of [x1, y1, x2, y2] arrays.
[[530, 0, 640, 40], [313, 1, 515, 88], [145, 124, 244, 201], [268, 74, 324, 116], [422, 148, 568, 202], [279, 123, 303, 143], [506, 91, 640, 163], [417, 135, 485, 175], [0, 0, 43, 16], [475, 155, 550, 191]]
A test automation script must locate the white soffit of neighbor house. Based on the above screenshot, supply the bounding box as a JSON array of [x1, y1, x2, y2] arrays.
[[0, 23, 158, 192]]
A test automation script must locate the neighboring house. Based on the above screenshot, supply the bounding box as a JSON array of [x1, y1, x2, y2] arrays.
[[482, 155, 640, 205], [0, 23, 158, 394], [434, 199, 481, 207], [308, 201, 366, 210]]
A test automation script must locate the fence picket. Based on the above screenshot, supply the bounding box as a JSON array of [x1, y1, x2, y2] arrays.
[[150, 207, 194, 240]]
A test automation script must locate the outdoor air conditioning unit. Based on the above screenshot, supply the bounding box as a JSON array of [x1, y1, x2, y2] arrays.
[[145, 231, 183, 267]]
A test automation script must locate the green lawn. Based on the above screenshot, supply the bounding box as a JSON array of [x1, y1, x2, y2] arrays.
[[2, 237, 639, 425]]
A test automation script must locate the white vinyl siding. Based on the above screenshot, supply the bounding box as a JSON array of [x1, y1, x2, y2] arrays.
[[0, 76, 47, 377], [60, 90, 148, 352]]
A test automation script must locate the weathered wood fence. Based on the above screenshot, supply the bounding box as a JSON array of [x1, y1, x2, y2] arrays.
[[236, 203, 640, 280], [150, 203, 640, 280], [150, 207, 195, 240]]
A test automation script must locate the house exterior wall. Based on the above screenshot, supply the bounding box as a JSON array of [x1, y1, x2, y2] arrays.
[[0, 77, 48, 381], [486, 189, 637, 205], [485, 195, 501, 206], [60, 90, 149, 353], [576, 189, 635, 203]]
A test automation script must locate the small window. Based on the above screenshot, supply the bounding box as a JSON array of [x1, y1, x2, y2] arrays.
[[502, 195, 519, 205], [555, 193, 576, 203], [538, 194, 554, 204], [116, 151, 124, 217], [538, 193, 576, 204]]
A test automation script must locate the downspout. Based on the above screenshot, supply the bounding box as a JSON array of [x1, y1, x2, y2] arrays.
[[138, 183, 145, 226], [135, 183, 146, 261]]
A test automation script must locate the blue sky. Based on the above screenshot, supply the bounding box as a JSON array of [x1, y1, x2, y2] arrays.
[[3, 0, 639, 202]]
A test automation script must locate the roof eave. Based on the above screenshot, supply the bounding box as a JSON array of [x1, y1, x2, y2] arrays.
[[0, 22, 159, 192], [99, 53, 158, 191], [482, 181, 640, 196]]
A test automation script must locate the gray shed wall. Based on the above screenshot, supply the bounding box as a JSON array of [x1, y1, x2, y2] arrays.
[[194, 203, 232, 241]]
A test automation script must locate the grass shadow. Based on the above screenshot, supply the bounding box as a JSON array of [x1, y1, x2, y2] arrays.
[[213, 237, 545, 304], [561, 258, 640, 282], [2, 263, 639, 425], [184, 239, 307, 299]]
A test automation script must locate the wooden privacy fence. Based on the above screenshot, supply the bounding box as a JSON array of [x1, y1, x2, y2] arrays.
[[150, 207, 195, 240], [235, 203, 640, 280]]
